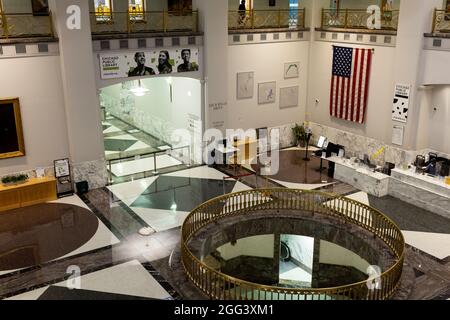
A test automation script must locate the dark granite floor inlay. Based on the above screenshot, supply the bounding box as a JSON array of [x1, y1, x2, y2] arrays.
[[131, 176, 237, 212], [104, 139, 137, 152], [251, 150, 335, 184], [0, 204, 99, 271]]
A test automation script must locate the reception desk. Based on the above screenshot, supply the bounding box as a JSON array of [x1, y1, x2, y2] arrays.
[[0, 177, 57, 212], [390, 168, 450, 219], [328, 156, 390, 197]]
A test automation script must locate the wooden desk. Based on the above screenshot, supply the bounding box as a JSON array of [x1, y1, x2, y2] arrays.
[[0, 177, 57, 212], [233, 138, 258, 163]]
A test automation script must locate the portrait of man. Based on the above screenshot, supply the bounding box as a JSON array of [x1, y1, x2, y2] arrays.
[[177, 49, 199, 72], [157, 50, 173, 74], [128, 52, 155, 77]]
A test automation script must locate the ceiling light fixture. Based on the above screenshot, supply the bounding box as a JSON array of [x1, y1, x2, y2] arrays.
[[130, 79, 149, 97]]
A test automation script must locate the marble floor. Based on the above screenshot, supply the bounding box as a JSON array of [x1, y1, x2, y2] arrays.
[[1, 159, 449, 300]]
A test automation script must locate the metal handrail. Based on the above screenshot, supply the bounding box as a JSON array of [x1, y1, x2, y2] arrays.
[[432, 9, 450, 33], [321, 8, 400, 31], [228, 8, 306, 30], [0, 11, 54, 39], [181, 189, 405, 300], [90, 10, 198, 34], [107, 144, 191, 183]]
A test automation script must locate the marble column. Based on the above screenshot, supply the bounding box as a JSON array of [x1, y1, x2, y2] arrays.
[[50, 0, 107, 189]]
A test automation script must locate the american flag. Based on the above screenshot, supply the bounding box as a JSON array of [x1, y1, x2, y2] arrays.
[[330, 46, 372, 124]]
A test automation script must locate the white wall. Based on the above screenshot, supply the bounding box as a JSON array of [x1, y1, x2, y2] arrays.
[[227, 41, 309, 130], [217, 234, 274, 260], [319, 240, 370, 274], [307, 41, 396, 144], [421, 50, 450, 86], [340, 0, 400, 10], [417, 86, 450, 154], [0, 56, 69, 176]]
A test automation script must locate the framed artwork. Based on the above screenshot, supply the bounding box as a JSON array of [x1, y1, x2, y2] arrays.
[[0, 98, 25, 160], [31, 0, 50, 16], [236, 72, 254, 99], [284, 62, 300, 79], [258, 82, 276, 105], [280, 86, 299, 109]]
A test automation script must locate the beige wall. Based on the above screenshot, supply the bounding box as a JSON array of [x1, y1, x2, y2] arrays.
[[0, 56, 70, 176], [306, 41, 396, 144], [227, 41, 309, 130]]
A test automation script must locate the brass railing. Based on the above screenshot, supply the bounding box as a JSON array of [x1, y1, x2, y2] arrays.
[[432, 9, 450, 33], [321, 8, 399, 31], [0, 12, 54, 39], [228, 9, 305, 30], [181, 189, 405, 300], [90, 10, 198, 35]]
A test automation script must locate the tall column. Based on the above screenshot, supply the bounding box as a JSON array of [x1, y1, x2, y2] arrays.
[[193, 0, 229, 133], [51, 0, 106, 189], [392, 0, 442, 150]]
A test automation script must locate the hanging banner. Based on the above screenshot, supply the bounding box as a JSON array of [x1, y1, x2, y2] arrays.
[[392, 84, 411, 123], [99, 47, 199, 80]]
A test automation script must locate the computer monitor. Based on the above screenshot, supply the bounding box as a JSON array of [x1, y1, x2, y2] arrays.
[[317, 136, 327, 149]]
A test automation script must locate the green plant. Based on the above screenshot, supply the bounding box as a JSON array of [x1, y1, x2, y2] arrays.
[[292, 123, 307, 145], [1, 174, 28, 185]]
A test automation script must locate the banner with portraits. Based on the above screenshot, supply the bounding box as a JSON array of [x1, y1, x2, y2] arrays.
[[99, 47, 199, 80]]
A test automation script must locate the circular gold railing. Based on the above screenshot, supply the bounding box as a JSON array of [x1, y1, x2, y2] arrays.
[[181, 189, 405, 300]]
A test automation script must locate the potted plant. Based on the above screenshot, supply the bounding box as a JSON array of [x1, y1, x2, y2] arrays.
[[1, 173, 29, 186], [292, 123, 307, 147]]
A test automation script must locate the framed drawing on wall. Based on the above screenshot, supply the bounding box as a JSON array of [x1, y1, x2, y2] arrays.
[[284, 62, 300, 79], [258, 81, 276, 104], [280, 86, 299, 109], [0, 98, 25, 160], [237, 72, 254, 99]]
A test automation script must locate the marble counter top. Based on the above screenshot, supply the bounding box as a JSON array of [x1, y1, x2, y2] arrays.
[[391, 168, 450, 197], [328, 157, 389, 181]]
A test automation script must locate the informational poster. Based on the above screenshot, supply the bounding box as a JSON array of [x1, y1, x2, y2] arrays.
[[392, 84, 411, 123], [99, 47, 199, 80], [54, 159, 70, 178], [392, 125, 404, 146]]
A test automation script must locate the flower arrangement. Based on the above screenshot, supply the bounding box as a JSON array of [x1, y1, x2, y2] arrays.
[[1, 174, 29, 185], [292, 123, 307, 147]]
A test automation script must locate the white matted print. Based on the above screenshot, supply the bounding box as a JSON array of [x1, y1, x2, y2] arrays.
[[284, 62, 300, 79], [258, 82, 276, 104], [237, 72, 254, 99], [280, 86, 299, 109]]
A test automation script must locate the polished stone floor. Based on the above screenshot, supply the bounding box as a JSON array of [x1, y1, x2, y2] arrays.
[[0, 159, 449, 300]]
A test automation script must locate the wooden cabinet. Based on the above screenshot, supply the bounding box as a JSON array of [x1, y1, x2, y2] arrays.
[[0, 177, 57, 212]]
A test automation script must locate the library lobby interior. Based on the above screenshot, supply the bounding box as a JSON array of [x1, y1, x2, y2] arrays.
[[0, 0, 449, 301]]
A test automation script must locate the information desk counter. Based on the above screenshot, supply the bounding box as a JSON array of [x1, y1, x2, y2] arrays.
[[0, 177, 57, 212]]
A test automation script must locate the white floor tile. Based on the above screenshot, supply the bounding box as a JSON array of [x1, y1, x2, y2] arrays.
[[110, 155, 182, 177], [107, 176, 159, 206], [131, 207, 189, 232], [4, 286, 49, 300], [402, 231, 450, 260], [280, 261, 312, 283], [103, 125, 122, 134], [53, 260, 171, 299], [164, 166, 226, 180], [105, 134, 138, 141]]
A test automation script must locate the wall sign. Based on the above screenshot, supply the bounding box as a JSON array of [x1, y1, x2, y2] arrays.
[[392, 84, 411, 123], [99, 47, 199, 80]]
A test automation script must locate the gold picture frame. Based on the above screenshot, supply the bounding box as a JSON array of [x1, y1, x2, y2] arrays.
[[0, 98, 26, 159]]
